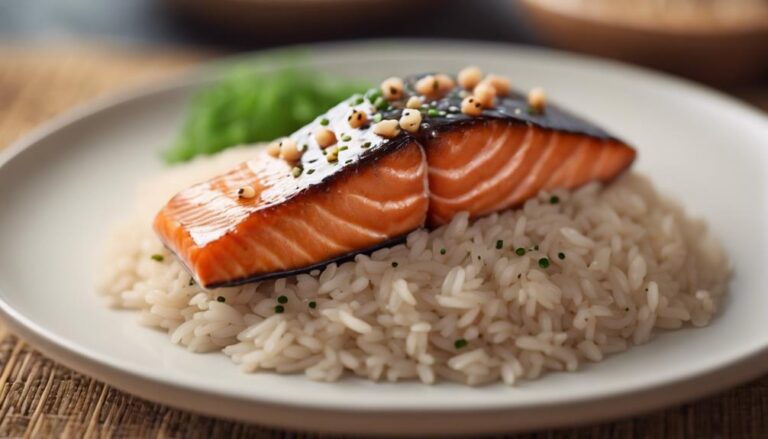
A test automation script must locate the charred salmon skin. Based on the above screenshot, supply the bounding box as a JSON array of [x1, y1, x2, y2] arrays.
[[155, 71, 636, 287]]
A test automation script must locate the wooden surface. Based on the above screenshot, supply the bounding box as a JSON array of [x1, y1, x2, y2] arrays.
[[1, 46, 768, 438]]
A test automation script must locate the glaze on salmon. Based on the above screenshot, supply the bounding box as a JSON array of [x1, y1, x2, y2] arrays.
[[155, 74, 636, 287]]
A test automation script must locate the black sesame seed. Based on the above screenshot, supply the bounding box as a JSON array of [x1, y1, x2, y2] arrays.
[[550, 195, 560, 204], [309, 301, 317, 309], [391, 262, 399, 268], [274, 305, 285, 314], [496, 240, 504, 249], [558, 252, 566, 260], [534, 245, 540, 251], [216, 296, 225, 303], [440, 248, 446, 255]]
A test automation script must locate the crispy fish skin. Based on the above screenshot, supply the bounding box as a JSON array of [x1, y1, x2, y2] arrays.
[[154, 76, 636, 288]]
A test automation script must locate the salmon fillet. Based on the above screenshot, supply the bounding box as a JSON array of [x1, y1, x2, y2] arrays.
[[155, 74, 636, 287]]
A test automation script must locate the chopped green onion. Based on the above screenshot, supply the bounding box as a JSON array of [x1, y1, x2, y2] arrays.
[[274, 305, 285, 314], [373, 96, 387, 110], [515, 248, 526, 256], [338, 145, 349, 151], [352, 95, 364, 105], [495, 240, 503, 249], [150, 254, 164, 262], [427, 109, 440, 117], [362, 141, 372, 149], [538, 257, 550, 269], [277, 295, 288, 304], [454, 339, 468, 349], [341, 134, 352, 142], [372, 114, 383, 123], [291, 166, 303, 178], [320, 118, 329, 126]]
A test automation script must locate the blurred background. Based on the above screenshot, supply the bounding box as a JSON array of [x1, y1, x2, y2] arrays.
[[1, 0, 766, 94]]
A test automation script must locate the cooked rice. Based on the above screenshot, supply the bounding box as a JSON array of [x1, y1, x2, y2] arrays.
[[98, 146, 730, 385]]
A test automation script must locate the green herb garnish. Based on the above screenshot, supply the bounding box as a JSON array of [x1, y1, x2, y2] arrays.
[[164, 63, 368, 163], [150, 254, 164, 262], [274, 305, 285, 314], [277, 295, 288, 304], [538, 257, 550, 269], [454, 339, 468, 349], [495, 240, 503, 249], [320, 117, 329, 126], [515, 248, 526, 256]]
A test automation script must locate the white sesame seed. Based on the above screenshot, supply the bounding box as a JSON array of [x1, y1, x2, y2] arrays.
[[528, 87, 547, 113], [237, 185, 256, 199], [347, 109, 368, 129], [399, 109, 422, 133], [314, 128, 337, 148], [380, 77, 404, 101], [458, 66, 483, 90], [473, 81, 496, 108], [278, 138, 302, 162], [372, 119, 400, 138], [266, 141, 280, 157], [486, 74, 511, 96], [461, 96, 483, 116], [406, 96, 423, 109]]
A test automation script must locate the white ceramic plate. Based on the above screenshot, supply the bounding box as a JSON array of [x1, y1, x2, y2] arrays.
[[0, 41, 767, 436]]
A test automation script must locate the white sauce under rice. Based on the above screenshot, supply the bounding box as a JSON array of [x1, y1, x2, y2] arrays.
[[98, 146, 730, 385]]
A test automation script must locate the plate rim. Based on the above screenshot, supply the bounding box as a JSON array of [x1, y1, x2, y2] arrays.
[[2, 39, 768, 434]]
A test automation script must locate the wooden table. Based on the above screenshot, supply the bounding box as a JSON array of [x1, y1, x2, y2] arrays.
[[1, 46, 767, 438]]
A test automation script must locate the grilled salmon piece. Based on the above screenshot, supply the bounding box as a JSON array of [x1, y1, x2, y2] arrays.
[[425, 121, 635, 226], [155, 73, 636, 287], [154, 140, 428, 287]]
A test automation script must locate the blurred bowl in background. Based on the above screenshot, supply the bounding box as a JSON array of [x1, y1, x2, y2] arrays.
[[519, 0, 768, 85], [165, 0, 437, 43]]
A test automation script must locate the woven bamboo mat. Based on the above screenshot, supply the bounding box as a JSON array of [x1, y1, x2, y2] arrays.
[[1, 45, 767, 438]]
